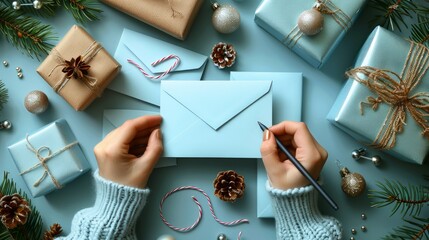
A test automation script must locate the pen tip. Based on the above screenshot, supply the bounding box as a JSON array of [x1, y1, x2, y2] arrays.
[[257, 121, 267, 131]]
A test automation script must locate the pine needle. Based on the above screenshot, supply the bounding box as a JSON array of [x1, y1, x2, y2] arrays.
[[0, 80, 7, 111]]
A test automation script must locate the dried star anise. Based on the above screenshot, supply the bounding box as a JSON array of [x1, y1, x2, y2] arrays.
[[62, 55, 91, 79]]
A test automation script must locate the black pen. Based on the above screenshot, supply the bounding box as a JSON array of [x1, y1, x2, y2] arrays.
[[258, 122, 339, 211]]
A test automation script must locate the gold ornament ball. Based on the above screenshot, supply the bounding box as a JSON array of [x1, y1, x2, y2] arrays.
[[297, 8, 324, 36], [340, 167, 366, 197], [24, 90, 49, 114], [212, 3, 240, 34]]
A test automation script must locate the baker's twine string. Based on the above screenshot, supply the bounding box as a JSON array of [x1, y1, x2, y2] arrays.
[[127, 54, 180, 81], [159, 186, 248, 239]]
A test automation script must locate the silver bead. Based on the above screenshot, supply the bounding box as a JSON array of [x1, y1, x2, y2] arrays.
[[12, 1, 21, 10], [361, 225, 367, 232], [371, 155, 382, 166], [3, 60, 8, 67], [361, 213, 366, 220], [217, 234, 227, 240], [1, 120, 12, 130], [156, 235, 175, 240], [297, 8, 324, 36], [17, 72, 23, 78], [16, 67, 22, 72], [33, 0, 42, 9], [350, 237, 355, 240], [351, 148, 366, 159], [212, 3, 240, 34], [351, 228, 357, 235]]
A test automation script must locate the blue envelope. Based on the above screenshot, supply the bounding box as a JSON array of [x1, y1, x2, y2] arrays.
[[231, 72, 303, 218], [108, 28, 207, 106], [103, 109, 176, 168], [160, 80, 273, 158]]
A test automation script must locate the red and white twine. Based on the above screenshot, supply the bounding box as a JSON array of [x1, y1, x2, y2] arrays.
[[159, 186, 248, 238], [127, 54, 180, 80]]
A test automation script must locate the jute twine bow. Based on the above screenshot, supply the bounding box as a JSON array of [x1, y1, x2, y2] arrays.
[[20, 135, 79, 189], [346, 41, 429, 149], [48, 41, 103, 97], [284, 0, 351, 47]]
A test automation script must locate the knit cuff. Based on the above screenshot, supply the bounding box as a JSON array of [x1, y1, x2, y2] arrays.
[[93, 170, 150, 226]]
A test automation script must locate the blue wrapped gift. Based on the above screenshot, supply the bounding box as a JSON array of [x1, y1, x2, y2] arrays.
[[230, 72, 303, 218], [8, 119, 90, 197], [255, 0, 365, 68], [327, 26, 429, 165]]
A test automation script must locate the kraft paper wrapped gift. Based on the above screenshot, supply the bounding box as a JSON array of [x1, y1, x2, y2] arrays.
[[230, 72, 303, 218], [8, 119, 90, 197], [255, 0, 365, 68], [101, 0, 203, 40], [37, 25, 121, 111], [327, 26, 429, 165]]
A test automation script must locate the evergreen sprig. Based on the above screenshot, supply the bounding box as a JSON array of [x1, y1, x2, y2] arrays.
[[368, 180, 429, 217], [56, 0, 102, 23], [0, 80, 7, 111], [369, 0, 429, 46], [0, 6, 56, 59], [0, 172, 43, 240], [383, 217, 429, 240]]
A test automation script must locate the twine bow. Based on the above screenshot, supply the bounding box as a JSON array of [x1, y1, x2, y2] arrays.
[[346, 41, 429, 149], [20, 135, 79, 189], [285, 0, 351, 47], [48, 41, 103, 96]]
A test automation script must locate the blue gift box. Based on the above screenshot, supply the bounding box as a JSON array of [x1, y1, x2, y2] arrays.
[[255, 0, 365, 68], [327, 26, 429, 165], [230, 71, 303, 218], [8, 119, 90, 197]]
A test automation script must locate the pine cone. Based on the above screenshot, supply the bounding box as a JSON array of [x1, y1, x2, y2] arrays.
[[0, 193, 31, 229], [210, 42, 236, 69], [213, 170, 245, 202], [43, 223, 63, 240]]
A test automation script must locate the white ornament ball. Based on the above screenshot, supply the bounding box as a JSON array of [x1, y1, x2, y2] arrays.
[[297, 8, 324, 36], [33, 0, 43, 9], [24, 90, 49, 114], [156, 235, 175, 240], [12, 1, 21, 10], [212, 3, 240, 34]]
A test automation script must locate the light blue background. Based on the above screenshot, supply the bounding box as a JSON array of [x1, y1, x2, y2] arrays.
[[0, 0, 428, 239]]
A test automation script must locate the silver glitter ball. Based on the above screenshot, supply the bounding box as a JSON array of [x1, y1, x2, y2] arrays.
[[217, 234, 227, 240], [33, 0, 43, 9], [297, 8, 324, 36], [212, 3, 240, 34], [156, 235, 175, 240], [12, 1, 21, 10], [24, 90, 49, 114], [1, 120, 12, 130]]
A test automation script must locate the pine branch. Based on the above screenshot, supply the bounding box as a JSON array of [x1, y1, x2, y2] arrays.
[[0, 80, 7, 111], [383, 217, 429, 240], [410, 15, 429, 47], [0, 172, 44, 240], [368, 180, 429, 217], [369, 0, 418, 32], [0, 6, 56, 60], [55, 0, 102, 23]]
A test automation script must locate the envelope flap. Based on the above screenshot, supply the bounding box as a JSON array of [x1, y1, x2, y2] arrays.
[[122, 29, 207, 74], [162, 81, 272, 130]]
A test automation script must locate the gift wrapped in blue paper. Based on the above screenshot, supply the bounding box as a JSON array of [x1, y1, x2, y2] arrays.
[[8, 119, 90, 197], [327, 26, 429, 165], [255, 0, 365, 68]]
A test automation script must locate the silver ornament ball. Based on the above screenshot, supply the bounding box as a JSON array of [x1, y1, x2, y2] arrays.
[[156, 235, 175, 240], [1, 120, 12, 130], [361, 213, 367, 220], [2, 60, 8, 67], [351, 228, 357, 235], [212, 3, 240, 34], [217, 233, 227, 240], [340, 167, 366, 197], [12, 1, 21, 10], [351, 148, 366, 159], [33, 0, 42, 9], [297, 8, 324, 36], [24, 90, 49, 114], [361, 225, 367, 232]]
